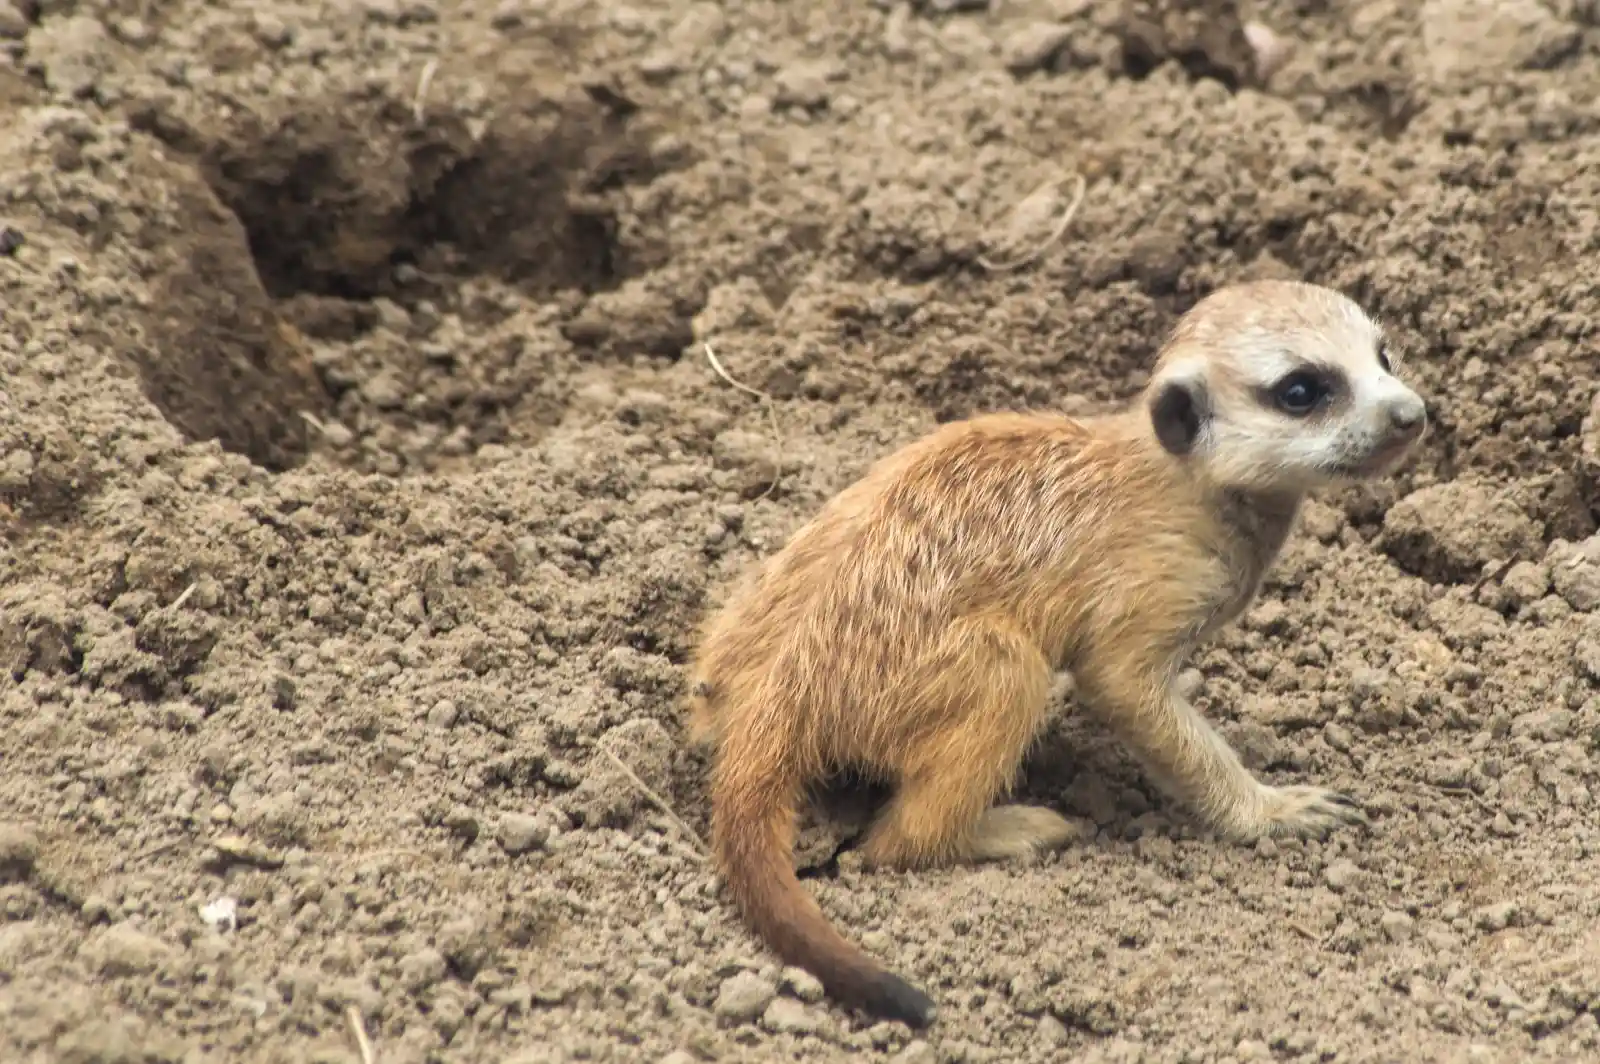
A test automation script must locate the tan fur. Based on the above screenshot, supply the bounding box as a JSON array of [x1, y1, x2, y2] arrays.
[[686, 280, 1427, 1028]]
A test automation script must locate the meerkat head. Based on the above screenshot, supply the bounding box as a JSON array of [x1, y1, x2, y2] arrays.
[[1142, 280, 1427, 494]]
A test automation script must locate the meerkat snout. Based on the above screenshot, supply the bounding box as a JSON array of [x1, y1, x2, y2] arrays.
[[1387, 396, 1426, 432]]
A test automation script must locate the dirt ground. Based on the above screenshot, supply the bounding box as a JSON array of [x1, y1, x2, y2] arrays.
[[3, 0, 1600, 1061]]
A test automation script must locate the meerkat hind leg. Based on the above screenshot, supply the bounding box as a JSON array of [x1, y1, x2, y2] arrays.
[[1078, 655, 1366, 841], [858, 621, 1074, 869]]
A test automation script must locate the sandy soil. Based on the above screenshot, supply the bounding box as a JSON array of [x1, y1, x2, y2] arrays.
[[3, 1, 1600, 1061]]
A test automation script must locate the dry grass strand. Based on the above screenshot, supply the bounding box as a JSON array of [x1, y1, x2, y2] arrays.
[[414, 59, 439, 125], [704, 341, 783, 500], [347, 1005, 376, 1064], [601, 748, 708, 859], [977, 173, 1087, 273]]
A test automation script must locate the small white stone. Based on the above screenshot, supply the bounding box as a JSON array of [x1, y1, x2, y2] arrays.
[[198, 896, 237, 934]]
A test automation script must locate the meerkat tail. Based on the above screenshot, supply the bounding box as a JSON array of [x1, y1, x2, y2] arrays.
[[711, 755, 938, 1029]]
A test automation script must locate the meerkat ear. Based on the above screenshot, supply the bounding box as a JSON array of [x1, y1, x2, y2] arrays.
[[1149, 376, 1207, 456]]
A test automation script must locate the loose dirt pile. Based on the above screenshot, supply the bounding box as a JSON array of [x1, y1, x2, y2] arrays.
[[3, 1, 1600, 1062]]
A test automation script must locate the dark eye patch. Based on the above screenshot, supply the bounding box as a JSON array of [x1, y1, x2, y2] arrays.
[[1258, 365, 1343, 418], [1377, 338, 1392, 374]]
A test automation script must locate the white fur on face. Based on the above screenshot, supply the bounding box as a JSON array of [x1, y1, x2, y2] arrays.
[[1153, 283, 1427, 492]]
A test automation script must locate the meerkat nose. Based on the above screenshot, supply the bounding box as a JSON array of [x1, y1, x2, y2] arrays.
[[1387, 395, 1427, 434]]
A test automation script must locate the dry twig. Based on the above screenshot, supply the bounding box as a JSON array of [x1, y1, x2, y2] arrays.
[[347, 1005, 376, 1064], [414, 59, 439, 125], [703, 341, 783, 500], [601, 748, 708, 859], [977, 173, 1088, 273], [1286, 921, 1323, 943]]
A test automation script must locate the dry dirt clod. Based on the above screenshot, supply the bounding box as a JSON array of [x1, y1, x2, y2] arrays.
[[1323, 859, 1361, 893], [1475, 902, 1520, 932], [208, 835, 285, 870], [1003, 23, 1074, 76], [714, 971, 777, 1023], [1380, 911, 1415, 942], [80, 924, 176, 977], [496, 812, 551, 856], [1242, 21, 1294, 82], [0, 824, 39, 883], [894, 1041, 938, 1064], [761, 996, 825, 1035], [0, 3, 29, 39], [1381, 482, 1544, 585], [1548, 537, 1600, 612]]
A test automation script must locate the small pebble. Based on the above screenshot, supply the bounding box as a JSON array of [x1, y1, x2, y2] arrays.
[[780, 966, 825, 1003], [714, 970, 776, 1023], [895, 1041, 938, 1064], [496, 813, 550, 856], [1474, 901, 1518, 932], [362, 373, 405, 409], [398, 947, 448, 994], [427, 699, 460, 730], [773, 62, 832, 109], [1509, 708, 1572, 741], [198, 896, 238, 934], [761, 996, 824, 1035], [0, 823, 39, 882], [1379, 910, 1414, 942], [1002, 22, 1072, 75], [0, 3, 29, 39], [1323, 722, 1354, 753], [1243, 21, 1294, 81], [30, 15, 111, 98], [1037, 1014, 1070, 1045], [318, 420, 354, 448], [542, 760, 583, 788], [1550, 537, 1600, 611], [1323, 859, 1360, 892], [210, 835, 283, 869]]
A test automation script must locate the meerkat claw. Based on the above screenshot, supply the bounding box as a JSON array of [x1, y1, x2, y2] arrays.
[[1252, 784, 1368, 839]]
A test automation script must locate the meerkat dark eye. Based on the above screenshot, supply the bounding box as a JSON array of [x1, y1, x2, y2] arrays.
[[1377, 339, 1392, 374], [1270, 371, 1328, 417]]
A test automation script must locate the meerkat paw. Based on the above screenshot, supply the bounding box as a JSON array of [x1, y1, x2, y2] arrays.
[[1245, 785, 1367, 840], [968, 805, 1082, 861]]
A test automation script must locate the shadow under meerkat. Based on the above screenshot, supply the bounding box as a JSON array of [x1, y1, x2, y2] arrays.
[[684, 280, 1428, 1028]]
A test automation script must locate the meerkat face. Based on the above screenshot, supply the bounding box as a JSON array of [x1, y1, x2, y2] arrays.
[[1145, 281, 1427, 494]]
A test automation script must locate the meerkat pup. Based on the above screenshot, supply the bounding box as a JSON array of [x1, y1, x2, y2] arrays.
[[685, 280, 1427, 1028]]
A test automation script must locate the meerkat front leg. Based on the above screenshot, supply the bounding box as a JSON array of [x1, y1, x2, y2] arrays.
[[856, 618, 1078, 870], [1075, 646, 1365, 841]]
